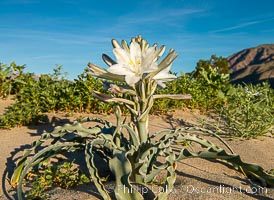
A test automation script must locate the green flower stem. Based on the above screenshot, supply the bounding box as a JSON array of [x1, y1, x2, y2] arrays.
[[137, 115, 149, 143], [135, 80, 154, 144]]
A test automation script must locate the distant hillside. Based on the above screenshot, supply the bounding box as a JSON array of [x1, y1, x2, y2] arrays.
[[227, 44, 274, 88]]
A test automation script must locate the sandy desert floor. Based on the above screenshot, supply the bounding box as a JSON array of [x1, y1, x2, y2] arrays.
[[0, 97, 274, 200]]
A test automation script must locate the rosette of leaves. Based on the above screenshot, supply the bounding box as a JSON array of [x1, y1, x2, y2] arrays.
[[11, 36, 274, 200]]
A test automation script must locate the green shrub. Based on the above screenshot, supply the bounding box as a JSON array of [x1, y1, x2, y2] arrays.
[[153, 66, 230, 113], [192, 54, 229, 78], [0, 62, 12, 98], [1, 61, 273, 137], [216, 82, 274, 138], [0, 66, 114, 128], [25, 160, 90, 200]]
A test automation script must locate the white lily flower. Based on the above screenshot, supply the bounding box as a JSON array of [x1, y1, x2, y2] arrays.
[[107, 41, 160, 86], [153, 64, 177, 88]]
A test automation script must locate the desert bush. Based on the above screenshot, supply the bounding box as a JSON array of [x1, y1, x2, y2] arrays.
[[0, 66, 235, 128], [0, 62, 28, 98], [153, 66, 231, 113], [0, 60, 272, 136], [0, 62, 13, 98], [216, 82, 274, 138], [0, 66, 114, 128], [25, 160, 90, 200], [192, 54, 229, 78], [0, 62, 25, 98]]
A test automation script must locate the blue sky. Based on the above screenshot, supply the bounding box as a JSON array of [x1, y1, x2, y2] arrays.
[[1, 0, 274, 79]]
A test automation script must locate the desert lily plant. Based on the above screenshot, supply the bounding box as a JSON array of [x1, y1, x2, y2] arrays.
[[11, 36, 274, 200]]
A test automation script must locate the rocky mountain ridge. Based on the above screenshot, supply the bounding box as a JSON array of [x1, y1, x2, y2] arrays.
[[227, 44, 274, 88]]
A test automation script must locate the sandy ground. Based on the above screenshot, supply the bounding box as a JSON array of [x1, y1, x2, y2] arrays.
[[0, 97, 274, 200]]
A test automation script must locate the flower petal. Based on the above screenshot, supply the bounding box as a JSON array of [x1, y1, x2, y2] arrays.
[[111, 39, 121, 48], [102, 54, 117, 67], [153, 65, 177, 80], [88, 62, 125, 82], [125, 74, 141, 86], [143, 62, 158, 73], [155, 80, 167, 88], [129, 41, 141, 62], [113, 48, 130, 65], [154, 72, 177, 80], [108, 64, 134, 75]]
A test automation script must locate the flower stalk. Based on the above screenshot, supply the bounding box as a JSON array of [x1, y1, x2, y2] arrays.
[[134, 80, 156, 143]]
